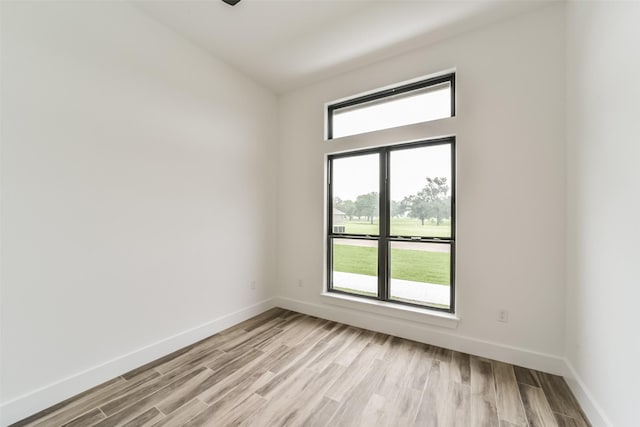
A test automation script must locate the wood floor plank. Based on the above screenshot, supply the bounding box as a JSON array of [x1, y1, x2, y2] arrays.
[[156, 368, 220, 415], [253, 343, 290, 371], [184, 393, 267, 427], [201, 346, 266, 392], [198, 370, 274, 419], [61, 408, 105, 427], [493, 361, 528, 426], [325, 342, 382, 402], [415, 358, 445, 425], [321, 320, 338, 332], [218, 317, 287, 353], [197, 350, 274, 405], [407, 344, 434, 391], [381, 345, 432, 426], [372, 331, 390, 346], [361, 393, 387, 426], [518, 383, 559, 427], [415, 359, 470, 426], [150, 399, 207, 427], [121, 326, 244, 381], [452, 351, 472, 385], [203, 342, 311, 407], [154, 346, 223, 376], [100, 366, 198, 416], [212, 347, 265, 377], [538, 372, 589, 425], [122, 406, 164, 427], [31, 370, 159, 427], [443, 382, 471, 427], [277, 363, 347, 425], [11, 309, 591, 427], [514, 365, 541, 388], [260, 363, 346, 426], [432, 345, 453, 363], [121, 348, 192, 380], [10, 377, 122, 427], [329, 358, 387, 426], [200, 347, 250, 375], [282, 317, 330, 347], [301, 396, 340, 427], [373, 339, 417, 404], [380, 335, 406, 361], [279, 309, 302, 320], [263, 343, 309, 374], [554, 412, 585, 427], [255, 315, 320, 352], [157, 349, 225, 383], [254, 340, 327, 398], [386, 384, 423, 427], [470, 356, 499, 427], [304, 324, 353, 373], [333, 327, 374, 366], [253, 319, 334, 376], [93, 367, 210, 427], [236, 307, 285, 332], [234, 396, 279, 427], [216, 317, 296, 352]]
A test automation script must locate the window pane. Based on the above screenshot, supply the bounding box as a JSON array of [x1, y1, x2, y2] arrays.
[[331, 238, 378, 297], [389, 242, 450, 309], [331, 153, 379, 236], [390, 144, 452, 238], [332, 82, 451, 138]]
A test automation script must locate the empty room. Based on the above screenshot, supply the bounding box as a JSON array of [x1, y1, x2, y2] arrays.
[[1, 0, 638, 426]]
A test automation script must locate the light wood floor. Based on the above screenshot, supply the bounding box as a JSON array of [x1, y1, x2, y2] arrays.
[[11, 308, 590, 427]]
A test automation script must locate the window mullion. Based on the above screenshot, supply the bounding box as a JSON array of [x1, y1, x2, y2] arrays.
[[378, 149, 389, 301], [327, 158, 333, 292]]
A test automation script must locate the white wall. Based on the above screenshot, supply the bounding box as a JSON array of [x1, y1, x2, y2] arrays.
[[277, 4, 566, 371], [565, 2, 640, 426], [0, 1, 277, 424]]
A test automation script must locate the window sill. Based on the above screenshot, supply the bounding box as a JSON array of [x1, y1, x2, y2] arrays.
[[320, 292, 459, 329]]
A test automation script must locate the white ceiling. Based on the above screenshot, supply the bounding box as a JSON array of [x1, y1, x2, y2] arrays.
[[133, 0, 554, 93]]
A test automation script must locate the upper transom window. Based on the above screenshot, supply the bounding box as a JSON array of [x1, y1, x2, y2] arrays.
[[327, 73, 455, 139]]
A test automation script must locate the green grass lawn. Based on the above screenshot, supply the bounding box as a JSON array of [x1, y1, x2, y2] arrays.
[[333, 244, 450, 285], [342, 217, 451, 238]]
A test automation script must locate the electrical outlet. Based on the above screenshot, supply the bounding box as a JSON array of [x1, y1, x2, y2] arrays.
[[497, 309, 509, 323], [250, 280, 257, 290], [297, 279, 304, 287]]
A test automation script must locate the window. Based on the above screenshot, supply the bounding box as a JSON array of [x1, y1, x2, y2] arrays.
[[327, 73, 455, 139], [327, 138, 455, 312]]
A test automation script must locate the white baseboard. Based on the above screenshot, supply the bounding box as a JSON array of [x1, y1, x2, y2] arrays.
[[0, 298, 276, 427], [274, 296, 566, 376], [562, 359, 612, 427]]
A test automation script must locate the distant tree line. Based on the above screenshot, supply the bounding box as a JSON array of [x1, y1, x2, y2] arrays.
[[334, 177, 451, 226], [334, 192, 379, 224]]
